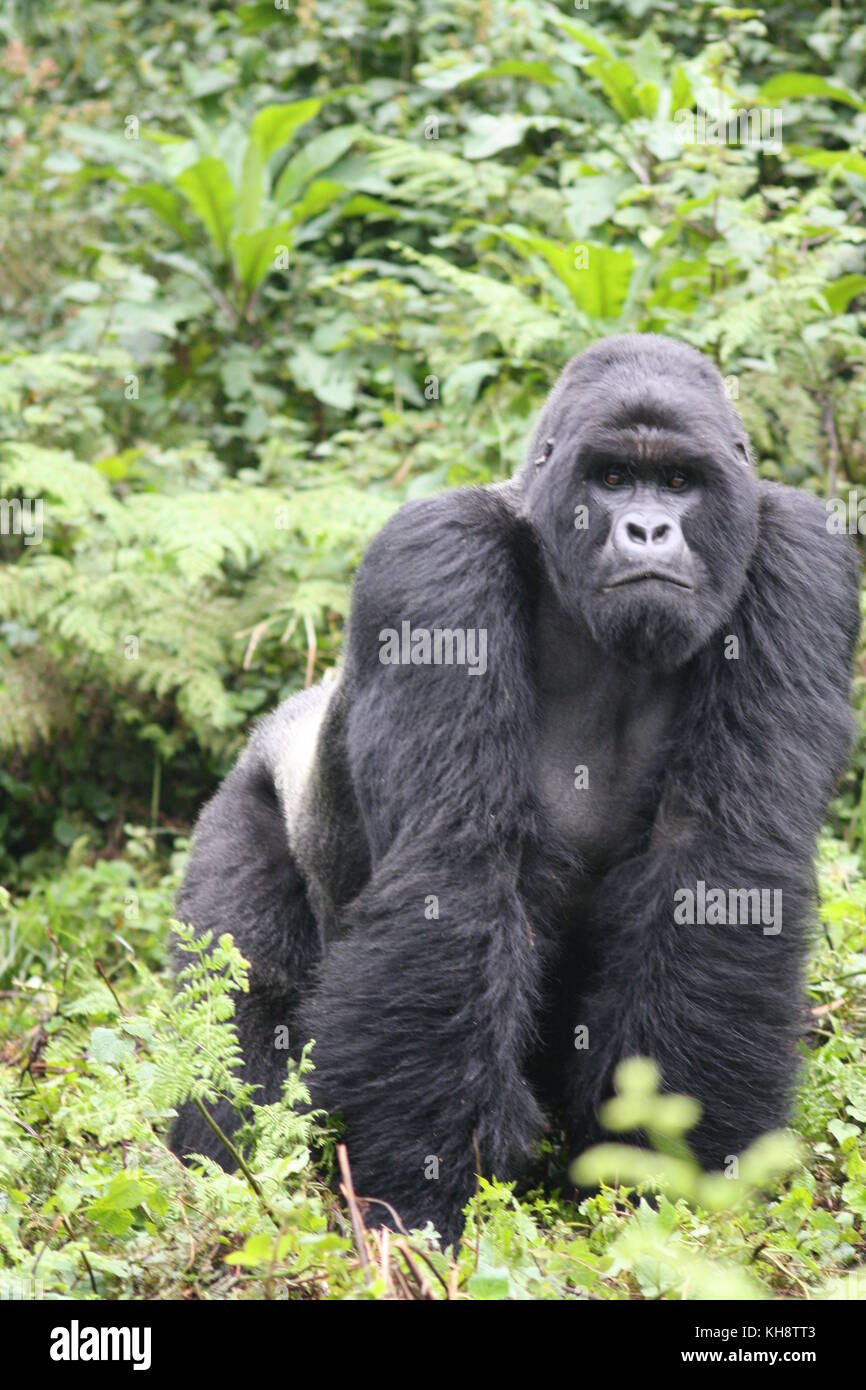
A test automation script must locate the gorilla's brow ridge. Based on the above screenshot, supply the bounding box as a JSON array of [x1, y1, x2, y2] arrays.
[[578, 428, 721, 478]]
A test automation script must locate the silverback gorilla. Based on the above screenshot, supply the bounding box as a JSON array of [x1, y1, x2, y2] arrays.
[[171, 334, 860, 1243]]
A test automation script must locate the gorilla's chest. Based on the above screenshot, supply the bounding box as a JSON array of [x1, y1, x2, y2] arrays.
[[535, 686, 675, 870], [533, 594, 678, 872]]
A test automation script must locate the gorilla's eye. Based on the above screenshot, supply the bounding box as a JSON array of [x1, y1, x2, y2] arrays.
[[603, 466, 629, 488], [666, 469, 691, 492]]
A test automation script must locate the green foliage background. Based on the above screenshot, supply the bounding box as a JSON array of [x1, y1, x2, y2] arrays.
[[1, 0, 866, 1299]]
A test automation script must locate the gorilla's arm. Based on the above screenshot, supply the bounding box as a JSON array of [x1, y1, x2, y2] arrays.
[[301, 487, 545, 1240], [566, 485, 860, 1168]]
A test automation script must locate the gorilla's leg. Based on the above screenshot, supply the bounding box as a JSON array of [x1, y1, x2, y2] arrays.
[[170, 701, 323, 1164]]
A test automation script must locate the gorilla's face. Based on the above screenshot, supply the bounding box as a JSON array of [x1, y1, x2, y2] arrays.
[[523, 335, 759, 672]]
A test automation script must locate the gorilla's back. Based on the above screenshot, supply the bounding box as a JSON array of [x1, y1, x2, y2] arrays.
[[251, 678, 371, 944]]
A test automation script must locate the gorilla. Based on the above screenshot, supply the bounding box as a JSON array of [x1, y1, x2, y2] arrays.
[[171, 333, 860, 1243]]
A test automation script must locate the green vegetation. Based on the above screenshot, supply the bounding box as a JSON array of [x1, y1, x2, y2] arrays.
[[1, 0, 866, 1299]]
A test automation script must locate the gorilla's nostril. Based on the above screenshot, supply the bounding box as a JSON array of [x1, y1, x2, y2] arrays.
[[651, 523, 670, 544], [626, 521, 647, 544]]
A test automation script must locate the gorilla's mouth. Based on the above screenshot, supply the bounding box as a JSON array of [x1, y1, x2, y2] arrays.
[[604, 571, 695, 592]]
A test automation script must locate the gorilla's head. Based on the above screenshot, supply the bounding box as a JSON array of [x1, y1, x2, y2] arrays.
[[520, 334, 759, 672]]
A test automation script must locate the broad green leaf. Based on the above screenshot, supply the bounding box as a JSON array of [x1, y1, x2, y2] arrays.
[[636, 80, 660, 118], [62, 123, 168, 173], [572, 242, 634, 318], [566, 173, 633, 239], [89, 1174, 153, 1214], [273, 124, 361, 206], [786, 145, 866, 180], [464, 113, 528, 160], [419, 59, 560, 91], [757, 73, 866, 110], [292, 192, 396, 244], [125, 182, 193, 240], [231, 224, 293, 291], [328, 193, 395, 221], [237, 140, 265, 232], [442, 359, 499, 407], [670, 64, 694, 114], [288, 343, 357, 411], [548, 13, 614, 61], [823, 275, 866, 315], [249, 99, 322, 162], [631, 30, 667, 85], [492, 227, 633, 319], [93, 449, 143, 482], [44, 149, 83, 174], [416, 60, 488, 90], [225, 1233, 275, 1267], [586, 59, 641, 120], [236, 1, 280, 33], [110, 300, 194, 338], [648, 256, 709, 313], [469, 58, 561, 85], [467, 1273, 511, 1299], [288, 179, 346, 226], [175, 158, 236, 258], [828, 1118, 861, 1145], [151, 250, 225, 304], [61, 282, 102, 304], [181, 62, 236, 100]]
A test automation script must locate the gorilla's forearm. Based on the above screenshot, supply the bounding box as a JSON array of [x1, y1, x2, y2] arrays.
[[300, 841, 545, 1242], [564, 850, 815, 1167]]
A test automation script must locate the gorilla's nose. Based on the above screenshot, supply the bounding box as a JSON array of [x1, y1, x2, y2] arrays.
[[614, 511, 682, 562]]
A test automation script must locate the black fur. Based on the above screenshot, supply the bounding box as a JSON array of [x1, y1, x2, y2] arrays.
[[171, 334, 860, 1244]]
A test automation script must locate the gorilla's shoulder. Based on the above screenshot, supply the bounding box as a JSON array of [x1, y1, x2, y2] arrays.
[[754, 481, 861, 658], [361, 482, 524, 568], [758, 481, 859, 582], [350, 483, 534, 628]]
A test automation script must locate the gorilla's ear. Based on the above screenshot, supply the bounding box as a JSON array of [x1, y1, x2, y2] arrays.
[[533, 437, 555, 470], [735, 439, 752, 469]]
